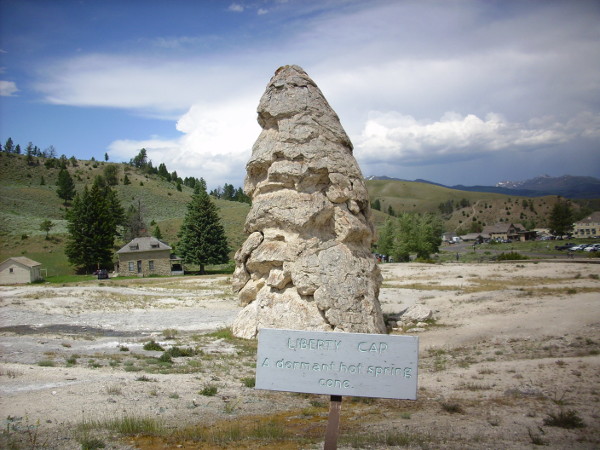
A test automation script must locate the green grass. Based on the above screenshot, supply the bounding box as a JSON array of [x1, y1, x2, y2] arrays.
[[77, 414, 164, 436]]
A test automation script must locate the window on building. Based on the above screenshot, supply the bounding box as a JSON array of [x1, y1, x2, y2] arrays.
[[128, 261, 135, 271], [149, 260, 154, 271], [9, 268, 13, 273], [151, 244, 159, 249]]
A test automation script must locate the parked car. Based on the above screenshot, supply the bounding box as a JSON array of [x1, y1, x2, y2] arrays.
[[583, 244, 600, 252], [569, 244, 588, 251], [555, 243, 574, 250], [96, 269, 109, 279]]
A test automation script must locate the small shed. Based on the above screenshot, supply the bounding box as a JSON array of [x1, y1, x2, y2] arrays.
[[0, 257, 43, 284], [116, 237, 183, 277]]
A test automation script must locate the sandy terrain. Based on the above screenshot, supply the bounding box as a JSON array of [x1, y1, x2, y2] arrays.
[[1, 261, 599, 449]]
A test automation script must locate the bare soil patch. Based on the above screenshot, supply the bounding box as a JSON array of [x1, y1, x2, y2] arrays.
[[1, 263, 599, 449]]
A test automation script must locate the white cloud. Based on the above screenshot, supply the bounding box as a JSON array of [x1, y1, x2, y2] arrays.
[[108, 97, 260, 188], [30, 0, 600, 186], [257, 8, 268, 15], [353, 111, 575, 166], [228, 3, 244, 13], [0, 80, 18, 96]]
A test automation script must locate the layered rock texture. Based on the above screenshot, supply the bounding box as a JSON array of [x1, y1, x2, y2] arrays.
[[231, 65, 386, 339]]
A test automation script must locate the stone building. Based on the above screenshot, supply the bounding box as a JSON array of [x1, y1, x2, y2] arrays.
[[573, 211, 600, 238], [0, 256, 42, 284], [116, 237, 183, 277]]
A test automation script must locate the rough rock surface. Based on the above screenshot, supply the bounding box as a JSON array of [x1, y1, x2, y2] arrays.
[[231, 65, 386, 339]]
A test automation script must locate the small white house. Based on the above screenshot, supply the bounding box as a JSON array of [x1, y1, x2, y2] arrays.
[[0, 257, 43, 284]]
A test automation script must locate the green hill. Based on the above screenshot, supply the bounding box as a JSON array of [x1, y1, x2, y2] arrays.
[[365, 179, 585, 234], [1, 153, 594, 276], [0, 154, 249, 276]]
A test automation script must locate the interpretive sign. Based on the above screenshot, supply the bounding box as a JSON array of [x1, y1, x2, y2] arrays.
[[255, 328, 419, 400]]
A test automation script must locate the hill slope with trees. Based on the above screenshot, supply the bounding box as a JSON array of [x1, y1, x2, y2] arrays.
[[1, 147, 597, 276]]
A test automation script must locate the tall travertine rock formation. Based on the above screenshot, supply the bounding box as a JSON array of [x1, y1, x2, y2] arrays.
[[231, 65, 386, 339]]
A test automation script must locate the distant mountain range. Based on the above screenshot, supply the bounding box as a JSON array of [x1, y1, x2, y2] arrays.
[[365, 175, 600, 199]]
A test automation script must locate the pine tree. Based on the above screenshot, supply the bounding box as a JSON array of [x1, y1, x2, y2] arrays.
[[65, 179, 124, 273], [39, 219, 55, 240], [56, 168, 76, 205], [153, 225, 163, 240], [177, 188, 230, 274], [377, 217, 396, 256], [548, 200, 574, 237], [123, 200, 148, 241], [4, 137, 14, 154]]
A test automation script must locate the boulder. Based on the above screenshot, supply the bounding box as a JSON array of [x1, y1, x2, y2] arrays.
[[401, 305, 433, 323]]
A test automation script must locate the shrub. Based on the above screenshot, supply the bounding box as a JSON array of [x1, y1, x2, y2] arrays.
[[200, 384, 218, 396], [158, 352, 173, 363], [166, 346, 196, 357], [143, 340, 164, 351], [496, 251, 528, 261], [543, 409, 586, 429], [241, 376, 256, 388]]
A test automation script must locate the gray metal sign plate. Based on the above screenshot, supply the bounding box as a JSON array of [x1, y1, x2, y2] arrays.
[[255, 328, 418, 400]]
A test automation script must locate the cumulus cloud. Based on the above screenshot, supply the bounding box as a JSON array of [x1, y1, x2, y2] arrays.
[[0, 80, 18, 96], [353, 111, 578, 166], [108, 97, 260, 188], [29, 0, 600, 185], [228, 3, 244, 13]]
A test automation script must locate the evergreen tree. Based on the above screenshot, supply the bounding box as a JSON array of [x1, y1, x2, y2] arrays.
[[65, 179, 124, 273], [4, 137, 14, 153], [158, 163, 170, 180], [548, 200, 574, 236], [371, 198, 381, 211], [153, 225, 163, 240], [123, 200, 148, 241], [56, 168, 76, 205], [25, 143, 35, 166], [39, 219, 54, 240], [377, 217, 396, 256], [177, 189, 229, 274], [123, 173, 131, 185], [103, 164, 119, 186]]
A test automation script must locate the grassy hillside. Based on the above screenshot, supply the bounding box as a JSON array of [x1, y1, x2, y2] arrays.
[[1, 154, 595, 276], [0, 154, 249, 275], [366, 179, 583, 234]]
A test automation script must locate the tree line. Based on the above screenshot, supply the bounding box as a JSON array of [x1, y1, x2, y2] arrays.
[[376, 213, 443, 262], [62, 174, 229, 274]]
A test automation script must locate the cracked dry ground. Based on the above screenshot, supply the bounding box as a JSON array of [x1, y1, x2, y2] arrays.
[[1, 262, 599, 449]]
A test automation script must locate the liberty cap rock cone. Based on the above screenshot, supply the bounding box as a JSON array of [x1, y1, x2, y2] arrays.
[[231, 65, 386, 339]]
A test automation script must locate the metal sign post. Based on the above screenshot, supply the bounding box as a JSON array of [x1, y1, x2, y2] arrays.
[[324, 395, 343, 449]]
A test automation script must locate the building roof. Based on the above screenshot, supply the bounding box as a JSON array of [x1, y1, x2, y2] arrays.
[[116, 237, 172, 254], [1, 256, 42, 268], [482, 223, 512, 234], [459, 233, 484, 240], [575, 211, 600, 224]]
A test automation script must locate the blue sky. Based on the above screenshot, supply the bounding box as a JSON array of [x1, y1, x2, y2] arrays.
[[1, 0, 599, 190]]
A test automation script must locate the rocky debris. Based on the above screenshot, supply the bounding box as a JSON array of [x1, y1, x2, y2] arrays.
[[231, 65, 386, 339], [385, 305, 434, 332], [401, 304, 433, 323]]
